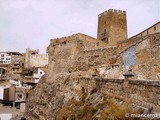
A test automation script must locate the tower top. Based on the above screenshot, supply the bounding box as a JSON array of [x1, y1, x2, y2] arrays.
[[98, 9, 126, 17]]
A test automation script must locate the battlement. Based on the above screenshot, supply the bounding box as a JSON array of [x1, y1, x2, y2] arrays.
[[98, 9, 126, 17], [50, 34, 79, 45], [50, 33, 105, 46]]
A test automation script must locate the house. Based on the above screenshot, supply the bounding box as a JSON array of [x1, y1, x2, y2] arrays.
[[23, 68, 45, 85], [0, 52, 23, 65], [33, 68, 45, 83]]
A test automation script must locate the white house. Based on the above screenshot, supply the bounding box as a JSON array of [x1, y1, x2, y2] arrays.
[[0, 52, 11, 64], [0, 113, 12, 120], [0, 52, 22, 65], [33, 68, 45, 83], [0, 86, 10, 100]]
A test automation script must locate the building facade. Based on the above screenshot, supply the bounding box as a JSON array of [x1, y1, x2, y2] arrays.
[[0, 52, 11, 64], [0, 52, 23, 65]]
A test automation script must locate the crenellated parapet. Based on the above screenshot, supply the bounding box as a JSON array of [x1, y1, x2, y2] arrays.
[[98, 9, 126, 17]]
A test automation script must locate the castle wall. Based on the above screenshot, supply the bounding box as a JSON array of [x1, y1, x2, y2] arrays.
[[47, 33, 160, 81], [131, 22, 160, 38], [117, 33, 160, 80], [25, 48, 48, 68], [29, 54, 48, 68], [47, 33, 108, 81], [80, 77, 160, 112]]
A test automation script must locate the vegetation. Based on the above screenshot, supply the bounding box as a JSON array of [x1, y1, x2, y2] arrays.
[[56, 94, 140, 120]]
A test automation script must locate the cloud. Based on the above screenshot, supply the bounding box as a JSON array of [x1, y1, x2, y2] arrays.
[[0, 0, 159, 53]]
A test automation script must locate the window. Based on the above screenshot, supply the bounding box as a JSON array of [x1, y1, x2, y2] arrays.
[[6, 58, 10, 60], [17, 94, 23, 100], [97, 42, 99, 46], [40, 72, 43, 74], [147, 30, 149, 34], [1, 54, 4, 57], [101, 38, 108, 43], [154, 26, 156, 30]]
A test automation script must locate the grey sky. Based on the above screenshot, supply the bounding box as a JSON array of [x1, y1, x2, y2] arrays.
[[0, 0, 159, 53]]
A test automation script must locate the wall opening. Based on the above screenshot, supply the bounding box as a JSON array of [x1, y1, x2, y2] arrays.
[[123, 47, 136, 67]]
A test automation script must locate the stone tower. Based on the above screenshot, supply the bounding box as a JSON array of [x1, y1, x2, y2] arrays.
[[97, 9, 128, 46]]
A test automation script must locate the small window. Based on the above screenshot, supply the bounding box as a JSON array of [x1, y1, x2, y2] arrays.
[[17, 94, 23, 100], [40, 72, 42, 74], [154, 26, 156, 30], [147, 30, 149, 34], [1, 54, 4, 57], [97, 42, 99, 46], [104, 29, 106, 32]]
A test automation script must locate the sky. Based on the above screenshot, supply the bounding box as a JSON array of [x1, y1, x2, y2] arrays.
[[0, 0, 160, 53]]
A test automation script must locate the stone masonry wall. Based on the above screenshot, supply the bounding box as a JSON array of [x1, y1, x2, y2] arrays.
[[47, 33, 108, 82], [117, 33, 160, 80], [29, 54, 48, 67], [80, 77, 160, 112]]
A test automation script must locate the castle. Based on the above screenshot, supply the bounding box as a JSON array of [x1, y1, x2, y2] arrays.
[[46, 9, 160, 81], [26, 9, 160, 119]]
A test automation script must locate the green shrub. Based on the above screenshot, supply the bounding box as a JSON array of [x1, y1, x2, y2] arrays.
[[69, 114, 76, 120]]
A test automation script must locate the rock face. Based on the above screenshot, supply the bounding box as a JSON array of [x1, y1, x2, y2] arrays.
[[26, 33, 160, 120]]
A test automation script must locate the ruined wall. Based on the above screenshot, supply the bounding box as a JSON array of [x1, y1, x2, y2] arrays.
[[47, 33, 108, 82], [25, 48, 48, 68]]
